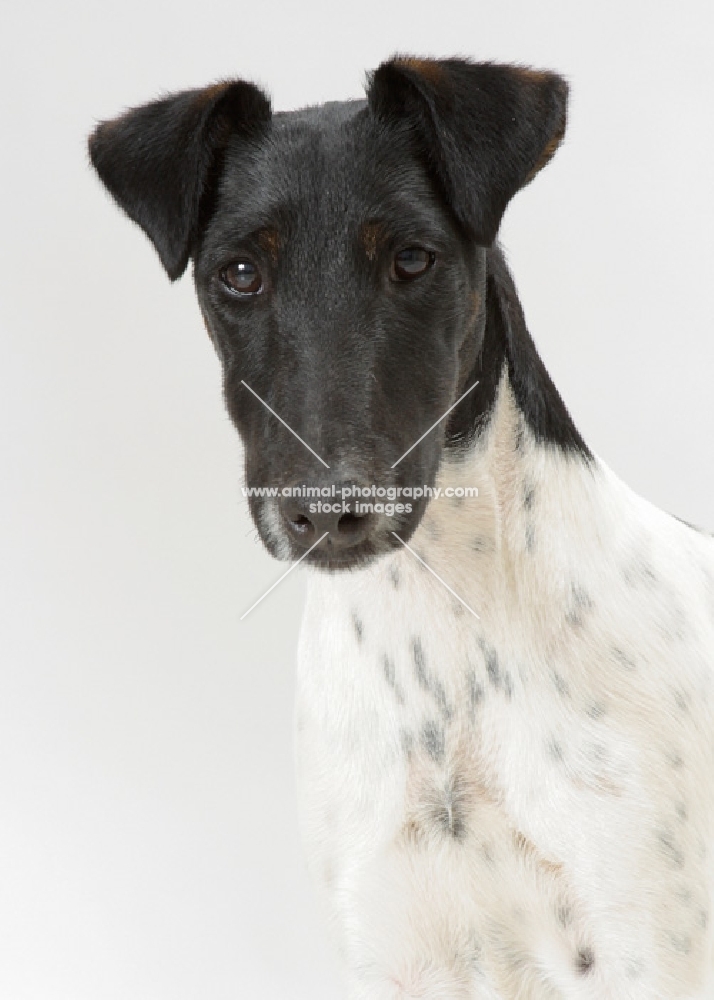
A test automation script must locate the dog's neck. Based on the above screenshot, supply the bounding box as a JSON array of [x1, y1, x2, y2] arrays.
[[410, 379, 613, 637], [446, 244, 591, 464]]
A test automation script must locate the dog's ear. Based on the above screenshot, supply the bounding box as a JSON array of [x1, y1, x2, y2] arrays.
[[88, 81, 272, 280], [367, 57, 568, 246]]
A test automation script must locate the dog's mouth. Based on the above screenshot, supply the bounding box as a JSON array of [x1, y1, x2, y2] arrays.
[[299, 531, 399, 573]]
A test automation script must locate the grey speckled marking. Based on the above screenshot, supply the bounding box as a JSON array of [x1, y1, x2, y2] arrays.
[[401, 729, 414, 756], [502, 671, 514, 699], [668, 932, 692, 955], [388, 564, 400, 589], [383, 654, 405, 705], [672, 687, 691, 714], [576, 947, 595, 975], [421, 719, 445, 763], [478, 638, 501, 689], [611, 645, 637, 671], [675, 800, 688, 823], [586, 700, 606, 720], [565, 584, 594, 628], [657, 829, 685, 868], [552, 671, 570, 698], [547, 737, 564, 762], [513, 419, 525, 452], [665, 748, 685, 770], [412, 638, 451, 718], [525, 522, 536, 553], [623, 558, 659, 589], [523, 482, 536, 511], [472, 536, 488, 553], [468, 669, 484, 713], [351, 612, 364, 644], [555, 902, 573, 929], [432, 773, 469, 841]]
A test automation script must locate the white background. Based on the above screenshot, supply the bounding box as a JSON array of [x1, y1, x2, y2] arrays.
[[1, 1, 713, 997]]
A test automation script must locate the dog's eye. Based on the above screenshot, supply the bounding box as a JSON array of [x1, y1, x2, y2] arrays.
[[391, 247, 435, 281], [220, 260, 263, 296]]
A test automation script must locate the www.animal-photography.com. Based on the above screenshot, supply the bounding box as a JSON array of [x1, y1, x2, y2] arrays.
[[1, 1, 713, 998]]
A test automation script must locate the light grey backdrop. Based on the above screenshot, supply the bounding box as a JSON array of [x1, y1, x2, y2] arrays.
[[1, 1, 712, 998]]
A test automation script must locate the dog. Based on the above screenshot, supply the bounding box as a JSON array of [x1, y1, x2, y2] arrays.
[[89, 56, 714, 999]]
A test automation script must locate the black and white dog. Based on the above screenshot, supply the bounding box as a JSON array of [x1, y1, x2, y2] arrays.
[[90, 57, 714, 999]]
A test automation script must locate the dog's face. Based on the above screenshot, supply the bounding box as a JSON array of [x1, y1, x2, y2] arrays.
[[194, 101, 484, 568], [89, 58, 567, 570]]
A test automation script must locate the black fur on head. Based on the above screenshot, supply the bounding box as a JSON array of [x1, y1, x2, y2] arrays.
[[89, 56, 587, 571]]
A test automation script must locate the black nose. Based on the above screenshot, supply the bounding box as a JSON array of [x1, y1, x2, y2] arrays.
[[280, 480, 377, 551]]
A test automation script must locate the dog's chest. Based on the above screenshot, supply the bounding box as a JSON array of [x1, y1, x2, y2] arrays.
[[295, 452, 714, 999]]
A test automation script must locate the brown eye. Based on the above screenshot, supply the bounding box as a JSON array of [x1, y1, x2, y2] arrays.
[[391, 247, 435, 281], [220, 260, 263, 296]]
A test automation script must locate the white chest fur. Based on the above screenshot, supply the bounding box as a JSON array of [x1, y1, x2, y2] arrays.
[[295, 387, 714, 1000]]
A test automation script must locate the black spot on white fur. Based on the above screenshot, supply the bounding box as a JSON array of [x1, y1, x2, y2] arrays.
[[657, 829, 685, 869], [565, 584, 593, 628], [413, 638, 451, 718], [525, 523, 536, 553], [383, 654, 405, 704], [576, 947, 595, 975], [421, 719, 445, 763], [352, 612, 364, 643], [552, 671, 570, 698], [611, 645, 637, 671], [478, 638, 501, 689], [468, 670, 485, 712]]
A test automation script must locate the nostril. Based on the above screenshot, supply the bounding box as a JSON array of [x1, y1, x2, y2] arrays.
[[279, 480, 378, 552], [337, 511, 368, 536]]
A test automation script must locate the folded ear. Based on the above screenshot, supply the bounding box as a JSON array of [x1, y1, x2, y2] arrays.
[[88, 80, 272, 280], [367, 57, 568, 246]]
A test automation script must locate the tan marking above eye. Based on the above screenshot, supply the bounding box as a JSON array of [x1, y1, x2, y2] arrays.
[[360, 221, 385, 262], [257, 227, 281, 264]]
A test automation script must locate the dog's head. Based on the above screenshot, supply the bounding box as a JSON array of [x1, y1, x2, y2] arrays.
[[89, 57, 567, 570]]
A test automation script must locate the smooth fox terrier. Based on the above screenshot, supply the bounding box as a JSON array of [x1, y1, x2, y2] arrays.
[[90, 56, 714, 999]]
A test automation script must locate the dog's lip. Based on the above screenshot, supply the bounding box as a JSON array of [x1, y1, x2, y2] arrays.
[[298, 529, 402, 573], [303, 540, 385, 572]]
